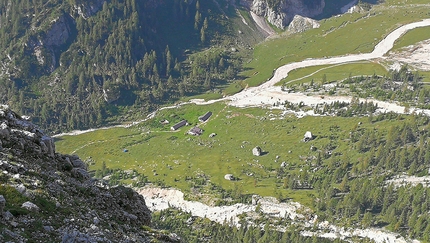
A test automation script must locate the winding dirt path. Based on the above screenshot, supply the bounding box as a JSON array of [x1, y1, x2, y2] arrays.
[[190, 19, 430, 111]]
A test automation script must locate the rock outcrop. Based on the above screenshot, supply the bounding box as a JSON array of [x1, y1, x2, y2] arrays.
[[303, 131, 313, 142], [27, 13, 75, 72], [224, 174, 235, 181], [246, 0, 325, 29], [0, 105, 173, 242], [287, 15, 320, 33], [252, 146, 262, 156]]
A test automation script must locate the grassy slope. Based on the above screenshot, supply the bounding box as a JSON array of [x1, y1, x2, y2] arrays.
[[277, 62, 387, 85], [240, 0, 430, 88], [55, 102, 409, 207], [392, 26, 430, 50]]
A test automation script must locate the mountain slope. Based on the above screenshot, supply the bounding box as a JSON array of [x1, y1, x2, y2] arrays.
[[0, 0, 259, 133], [0, 104, 177, 242]]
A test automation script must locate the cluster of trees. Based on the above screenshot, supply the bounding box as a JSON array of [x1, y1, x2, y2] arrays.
[[307, 113, 430, 239], [312, 99, 378, 117], [0, 0, 241, 132], [269, 102, 430, 240], [344, 67, 429, 106]]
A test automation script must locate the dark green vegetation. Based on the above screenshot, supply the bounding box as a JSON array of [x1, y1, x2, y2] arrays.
[[152, 209, 352, 243], [0, 0, 256, 133]]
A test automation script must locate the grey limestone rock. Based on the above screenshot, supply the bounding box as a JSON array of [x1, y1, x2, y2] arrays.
[[252, 146, 262, 156], [0, 195, 5, 214], [287, 15, 320, 33], [22, 201, 40, 212], [249, 0, 325, 29]]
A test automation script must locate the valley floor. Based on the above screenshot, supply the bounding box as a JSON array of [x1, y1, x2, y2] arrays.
[[55, 18, 430, 243]]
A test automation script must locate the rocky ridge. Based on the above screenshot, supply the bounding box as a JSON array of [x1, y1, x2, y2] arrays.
[[0, 105, 176, 242]]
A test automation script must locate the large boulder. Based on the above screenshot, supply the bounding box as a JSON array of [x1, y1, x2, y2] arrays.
[[252, 146, 262, 156], [303, 131, 313, 142], [22, 201, 40, 212], [41, 136, 56, 157]]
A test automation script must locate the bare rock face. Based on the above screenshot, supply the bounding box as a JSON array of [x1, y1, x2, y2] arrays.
[[27, 13, 75, 73], [248, 0, 325, 29], [287, 15, 320, 33], [0, 104, 157, 242]]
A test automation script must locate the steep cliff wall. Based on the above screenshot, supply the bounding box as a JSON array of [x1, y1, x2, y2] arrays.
[[27, 13, 75, 73], [245, 0, 325, 29]]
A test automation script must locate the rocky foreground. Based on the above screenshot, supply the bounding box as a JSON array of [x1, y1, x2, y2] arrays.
[[0, 105, 176, 242]]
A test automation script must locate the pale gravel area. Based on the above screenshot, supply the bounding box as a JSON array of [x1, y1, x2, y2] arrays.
[[386, 174, 430, 188], [250, 11, 276, 37], [138, 187, 306, 226], [139, 187, 418, 243], [387, 39, 430, 71]]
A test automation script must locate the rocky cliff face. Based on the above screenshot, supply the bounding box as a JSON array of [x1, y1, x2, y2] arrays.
[[246, 0, 325, 29], [27, 0, 107, 73], [27, 13, 75, 73], [0, 105, 176, 242]]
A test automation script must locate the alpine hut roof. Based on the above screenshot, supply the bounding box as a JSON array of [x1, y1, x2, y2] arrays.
[[171, 120, 188, 131], [199, 111, 212, 122]]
